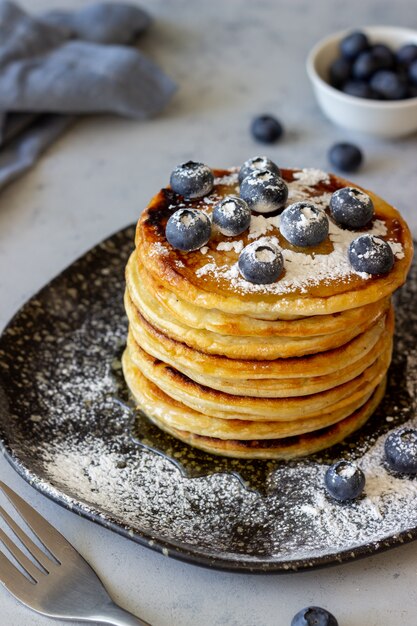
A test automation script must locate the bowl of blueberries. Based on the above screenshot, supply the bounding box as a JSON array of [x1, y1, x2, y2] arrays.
[[306, 26, 417, 137]]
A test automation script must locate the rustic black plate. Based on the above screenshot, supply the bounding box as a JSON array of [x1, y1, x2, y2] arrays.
[[0, 226, 416, 573]]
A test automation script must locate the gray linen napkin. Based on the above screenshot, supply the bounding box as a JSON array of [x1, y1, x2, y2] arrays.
[[0, 1, 176, 188]]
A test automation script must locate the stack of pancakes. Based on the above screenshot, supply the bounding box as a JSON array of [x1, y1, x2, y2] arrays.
[[122, 167, 413, 459]]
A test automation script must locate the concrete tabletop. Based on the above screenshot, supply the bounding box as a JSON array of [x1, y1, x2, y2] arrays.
[[1, 1, 417, 625]]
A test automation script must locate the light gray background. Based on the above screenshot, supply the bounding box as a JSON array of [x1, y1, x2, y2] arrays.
[[1, 1, 417, 625]]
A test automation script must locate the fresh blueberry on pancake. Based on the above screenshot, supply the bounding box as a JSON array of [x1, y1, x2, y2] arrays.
[[169, 161, 214, 199], [384, 428, 417, 474], [212, 196, 251, 236], [349, 234, 394, 274], [291, 606, 339, 626], [165, 208, 211, 251], [280, 202, 329, 247], [238, 239, 283, 284], [239, 169, 288, 214], [238, 155, 281, 184], [250, 114, 283, 144], [329, 187, 374, 228], [340, 31, 369, 60], [328, 143, 363, 173], [324, 460, 365, 502]]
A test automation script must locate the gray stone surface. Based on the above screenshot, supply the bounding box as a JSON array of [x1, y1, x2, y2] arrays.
[[1, 1, 417, 624]]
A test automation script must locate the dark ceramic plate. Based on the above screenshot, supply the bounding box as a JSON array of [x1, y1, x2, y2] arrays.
[[0, 226, 416, 573]]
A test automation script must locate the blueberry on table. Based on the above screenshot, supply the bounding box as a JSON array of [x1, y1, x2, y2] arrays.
[[396, 43, 417, 67], [384, 428, 417, 474], [370, 70, 408, 99], [352, 50, 381, 80], [239, 170, 288, 214], [238, 240, 283, 284], [348, 234, 394, 274], [280, 202, 329, 247], [324, 460, 365, 502], [212, 195, 251, 236], [291, 606, 338, 626], [329, 57, 351, 87], [328, 142, 363, 173], [250, 114, 283, 144], [165, 208, 211, 251], [329, 187, 374, 229], [342, 80, 377, 99], [238, 156, 281, 184], [340, 31, 369, 60], [170, 161, 214, 199]]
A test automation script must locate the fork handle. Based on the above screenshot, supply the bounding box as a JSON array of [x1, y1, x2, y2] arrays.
[[93, 602, 152, 626]]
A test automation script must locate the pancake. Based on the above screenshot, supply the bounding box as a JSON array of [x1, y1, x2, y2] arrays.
[[122, 162, 412, 459], [136, 168, 412, 318]]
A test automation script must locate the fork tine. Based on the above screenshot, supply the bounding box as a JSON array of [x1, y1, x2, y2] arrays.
[[0, 482, 69, 563], [0, 506, 53, 572], [0, 551, 36, 592], [0, 528, 42, 582]]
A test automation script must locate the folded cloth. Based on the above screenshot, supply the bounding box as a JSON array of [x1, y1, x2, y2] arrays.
[[0, 1, 176, 188]]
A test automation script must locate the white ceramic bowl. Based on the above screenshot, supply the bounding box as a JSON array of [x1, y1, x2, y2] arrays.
[[306, 26, 417, 138]]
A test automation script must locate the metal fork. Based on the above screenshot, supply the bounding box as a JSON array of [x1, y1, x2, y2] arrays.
[[0, 481, 151, 625]]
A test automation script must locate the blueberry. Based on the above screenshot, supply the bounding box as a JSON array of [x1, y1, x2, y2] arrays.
[[324, 460, 365, 502], [396, 43, 417, 67], [280, 202, 329, 247], [340, 31, 369, 60], [329, 187, 374, 229], [251, 114, 283, 144], [328, 143, 363, 173], [342, 80, 377, 99], [212, 196, 251, 236], [370, 70, 408, 100], [239, 170, 288, 214], [238, 239, 283, 284], [348, 235, 394, 274], [329, 57, 351, 87], [352, 50, 381, 80], [409, 60, 417, 86], [170, 161, 214, 199], [165, 208, 211, 251], [372, 43, 395, 70], [384, 428, 417, 474], [238, 156, 281, 184], [291, 606, 338, 626]]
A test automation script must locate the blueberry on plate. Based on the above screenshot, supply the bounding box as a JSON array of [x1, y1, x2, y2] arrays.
[[239, 170, 288, 214], [371, 43, 395, 70], [238, 156, 281, 184], [238, 239, 283, 284], [324, 460, 365, 502], [409, 60, 417, 86], [165, 208, 211, 251], [342, 80, 376, 99], [329, 57, 352, 87], [328, 142, 363, 173], [329, 187, 374, 229], [340, 31, 369, 60], [384, 427, 417, 474], [352, 50, 381, 80], [291, 606, 338, 626], [212, 195, 251, 236], [170, 161, 214, 199], [370, 70, 409, 99], [396, 43, 417, 67], [280, 202, 329, 247], [250, 114, 283, 144], [348, 234, 394, 274]]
